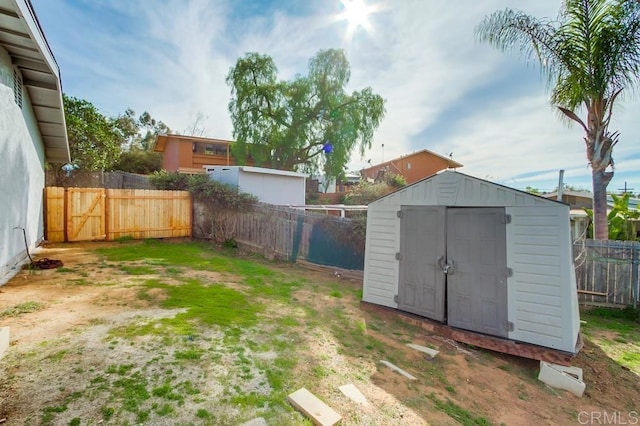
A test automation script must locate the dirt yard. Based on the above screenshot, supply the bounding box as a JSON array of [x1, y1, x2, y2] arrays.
[[0, 240, 638, 425]]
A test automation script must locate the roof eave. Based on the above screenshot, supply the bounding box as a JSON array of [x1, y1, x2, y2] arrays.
[[4, 0, 70, 163], [362, 148, 464, 172]]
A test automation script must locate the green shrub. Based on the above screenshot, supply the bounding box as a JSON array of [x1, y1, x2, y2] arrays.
[[384, 172, 407, 188], [149, 171, 257, 211], [342, 181, 394, 205], [148, 170, 189, 190]]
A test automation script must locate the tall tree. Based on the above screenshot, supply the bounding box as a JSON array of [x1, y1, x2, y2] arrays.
[[226, 49, 386, 180], [476, 0, 640, 239], [63, 94, 170, 172], [114, 109, 171, 151], [63, 94, 124, 171], [111, 110, 170, 174], [113, 149, 163, 174]]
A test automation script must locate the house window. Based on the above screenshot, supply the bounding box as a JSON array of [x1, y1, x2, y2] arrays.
[[13, 69, 23, 109], [193, 142, 227, 156], [406, 163, 411, 169]]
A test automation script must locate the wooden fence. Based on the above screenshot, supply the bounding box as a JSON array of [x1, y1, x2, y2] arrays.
[[45, 187, 192, 242], [573, 239, 640, 307], [193, 203, 365, 270]]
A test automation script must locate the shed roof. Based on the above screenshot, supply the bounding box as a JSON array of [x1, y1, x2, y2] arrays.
[[206, 165, 308, 178], [0, 0, 69, 163], [370, 170, 566, 208]]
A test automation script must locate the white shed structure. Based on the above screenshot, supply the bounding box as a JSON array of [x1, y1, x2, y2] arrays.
[[205, 166, 308, 206], [363, 170, 580, 353]]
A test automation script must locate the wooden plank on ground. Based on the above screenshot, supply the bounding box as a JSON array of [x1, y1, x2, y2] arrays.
[[287, 388, 341, 426], [0, 327, 9, 360], [361, 302, 579, 366], [338, 383, 368, 405], [406, 343, 439, 359], [577, 290, 608, 296], [380, 360, 417, 380]]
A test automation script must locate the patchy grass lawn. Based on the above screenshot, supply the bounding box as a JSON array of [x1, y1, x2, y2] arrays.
[[0, 239, 639, 425], [581, 307, 640, 375]]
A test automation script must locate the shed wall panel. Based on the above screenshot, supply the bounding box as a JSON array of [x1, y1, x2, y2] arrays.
[[506, 205, 580, 352], [363, 206, 399, 308]]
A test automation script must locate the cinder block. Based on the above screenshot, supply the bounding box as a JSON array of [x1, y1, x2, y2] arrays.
[[407, 343, 439, 359], [0, 327, 9, 360], [538, 361, 585, 397], [287, 388, 341, 426]]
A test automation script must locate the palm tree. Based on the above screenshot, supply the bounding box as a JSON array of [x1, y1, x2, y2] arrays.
[[476, 0, 640, 239]]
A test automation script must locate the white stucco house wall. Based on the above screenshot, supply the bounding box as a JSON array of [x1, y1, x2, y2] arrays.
[[205, 166, 307, 206], [0, 0, 70, 284]]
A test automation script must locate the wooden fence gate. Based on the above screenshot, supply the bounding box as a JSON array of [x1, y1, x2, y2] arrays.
[[45, 187, 192, 242], [67, 188, 106, 241]]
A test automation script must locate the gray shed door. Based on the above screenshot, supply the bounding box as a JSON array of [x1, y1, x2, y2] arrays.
[[398, 206, 446, 321], [446, 208, 508, 337]]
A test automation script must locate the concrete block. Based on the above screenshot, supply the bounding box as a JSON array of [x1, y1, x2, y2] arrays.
[[287, 388, 341, 426], [338, 383, 368, 405], [380, 360, 417, 380], [0, 327, 9, 360], [538, 361, 585, 397], [406, 343, 439, 359]]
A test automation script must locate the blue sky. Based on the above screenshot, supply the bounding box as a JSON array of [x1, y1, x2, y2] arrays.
[[31, 0, 640, 193]]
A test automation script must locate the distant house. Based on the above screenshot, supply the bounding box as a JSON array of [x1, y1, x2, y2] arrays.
[[361, 149, 462, 185], [314, 172, 361, 193], [542, 190, 640, 211], [541, 191, 593, 210], [1, 0, 70, 282], [153, 134, 236, 174], [542, 191, 640, 240]]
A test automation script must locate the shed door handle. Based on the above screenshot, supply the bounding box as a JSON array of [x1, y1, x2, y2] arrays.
[[444, 258, 454, 275]]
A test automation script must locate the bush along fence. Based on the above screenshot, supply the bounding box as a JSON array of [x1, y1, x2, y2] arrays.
[[46, 170, 154, 189], [193, 202, 366, 271], [573, 239, 640, 308]]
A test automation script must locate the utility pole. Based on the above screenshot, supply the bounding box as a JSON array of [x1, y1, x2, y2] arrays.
[[617, 181, 634, 194], [557, 170, 565, 202]]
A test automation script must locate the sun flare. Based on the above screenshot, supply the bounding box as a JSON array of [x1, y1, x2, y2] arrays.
[[338, 0, 379, 38]]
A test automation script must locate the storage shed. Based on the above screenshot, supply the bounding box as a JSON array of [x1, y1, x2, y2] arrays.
[[205, 166, 308, 206], [363, 170, 580, 353]]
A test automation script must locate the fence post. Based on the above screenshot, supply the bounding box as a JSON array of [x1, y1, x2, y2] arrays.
[[633, 243, 639, 309], [290, 214, 305, 263]]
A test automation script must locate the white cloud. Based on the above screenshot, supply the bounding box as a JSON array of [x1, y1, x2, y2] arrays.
[[32, 0, 640, 192]]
